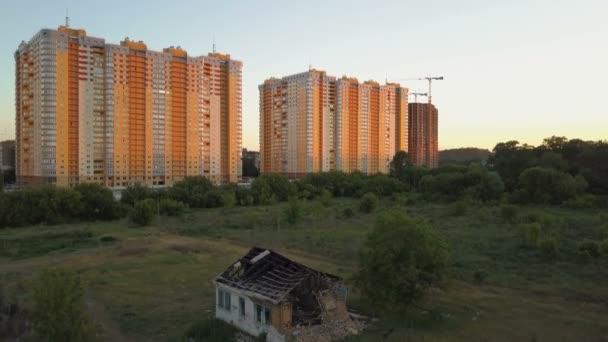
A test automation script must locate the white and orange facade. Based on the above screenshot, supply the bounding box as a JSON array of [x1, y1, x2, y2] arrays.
[[259, 70, 408, 177], [15, 26, 242, 187]]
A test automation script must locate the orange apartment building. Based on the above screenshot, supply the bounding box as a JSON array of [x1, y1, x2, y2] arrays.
[[408, 102, 438, 168], [259, 70, 409, 177], [15, 26, 242, 187]]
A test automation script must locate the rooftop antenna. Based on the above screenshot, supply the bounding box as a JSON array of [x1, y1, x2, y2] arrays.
[[212, 34, 216, 53], [65, 8, 70, 27]]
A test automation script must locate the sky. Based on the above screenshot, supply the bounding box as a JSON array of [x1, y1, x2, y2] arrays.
[[0, 0, 606, 150]]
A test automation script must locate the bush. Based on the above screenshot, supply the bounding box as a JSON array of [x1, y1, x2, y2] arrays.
[[519, 223, 542, 248], [121, 184, 155, 206], [99, 236, 118, 243], [74, 183, 123, 220], [204, 189, 224, 208], [183, 318, 237, 342], [159, 198, 185, 216], [355, 210, 448, 313], [130, 199, 157, 226], [235, 186, 254, 206], [251, 174, 294, 204], [564, 194, 597, 209], [319, 189, 332, 206], [359, 193, 379, 213], [473, 269, 488, 284], [499, 204, 518, 223], [32, 269, 94, 341], [284, 197, 301, 225], [539, 238, 559, 259], [578, 240, 601, 258], [343, 207, 354, 218], [600, 240, 608, 256], [168, 176, 213, 208], [517, 167, 577, 204], [447, 200, 468, 217]]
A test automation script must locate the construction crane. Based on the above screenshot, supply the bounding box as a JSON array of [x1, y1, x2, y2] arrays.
[[409, 92, 427, 103], [389, 76, 444, 107]]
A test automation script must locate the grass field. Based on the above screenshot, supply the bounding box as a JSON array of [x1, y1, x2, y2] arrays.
[[1, 196, 607, 341]]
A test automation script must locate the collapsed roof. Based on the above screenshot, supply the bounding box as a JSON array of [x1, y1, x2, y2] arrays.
[[215, 247, 342, 305]]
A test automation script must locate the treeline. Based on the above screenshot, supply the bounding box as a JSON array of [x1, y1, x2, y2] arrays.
[[0, 136, 605, 229]]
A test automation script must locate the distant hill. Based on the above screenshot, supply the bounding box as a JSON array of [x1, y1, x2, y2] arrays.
[[439, 148, 491, 164]]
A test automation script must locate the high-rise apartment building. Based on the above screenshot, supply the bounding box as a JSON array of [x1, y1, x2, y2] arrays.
[[259, 70, 408, 177], [15, 26, 242, 187], [408, 102, 438, 168], [0, 140, 16, 171]]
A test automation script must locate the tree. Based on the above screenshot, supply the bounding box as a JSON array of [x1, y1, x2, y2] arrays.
[[159, 198, 185, 216], [130, 199, 157, 226], [356, 210, 448, 313], [32, 269, 94, 342], [121, 184, 155, 206], [251, 174, 294, 204], [168, 176, 214, 208], [517, 167, 577, 204], [389, 151, 411, 179], [74, 183, 123, 220]]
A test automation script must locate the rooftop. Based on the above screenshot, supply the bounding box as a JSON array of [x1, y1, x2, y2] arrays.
[[215, 247, 341, 305]]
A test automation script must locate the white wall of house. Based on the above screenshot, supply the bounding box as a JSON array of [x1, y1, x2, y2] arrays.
[[215, 284, 285, 342]]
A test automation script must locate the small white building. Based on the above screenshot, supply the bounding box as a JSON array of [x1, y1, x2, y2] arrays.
[[214, 247, 350, 342]]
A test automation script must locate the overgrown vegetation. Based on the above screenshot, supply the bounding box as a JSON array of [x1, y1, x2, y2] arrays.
[[32, 269, 94, 342]]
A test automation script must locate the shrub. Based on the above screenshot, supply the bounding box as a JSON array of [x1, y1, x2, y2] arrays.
[[564, 194, 597, 209], [159, 198, 185, 216], [600, 240, 608, 256], [343, 207, 354, 218], [499, 204, 518, 223], [359, 192, 379, 213], [578, 240, 601, 258], [121, 184, 155, 206], [74, 183, 123, 220], [183, 319, 237, 342], [519, 223, 542, 248], [203, 190, 224, 208], [447, 200, 468, 217], [284, 197, 301, 225], [473, 269, 488, 284], [99, 236, 118, 243], [251, 174, 294, 204], [355, 210, 448, 313], [593, 224, 608, 240], [168, 176, 213, 208], [539, 238, 559, 259], [517, 167, 577, 204], [130, 199, 157, 226], [235, 186, 254, 206], [32, 269, 94, 341], [319, 189, 332, 206]]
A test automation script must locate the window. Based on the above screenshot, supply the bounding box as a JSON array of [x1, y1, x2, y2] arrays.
[[217, 289, 224, 308], [255, 304, 271, 325], [264, 307, 271, 325], [239, 297, 246, 316], [218, 289, 231, 311], [224, 291, 231, 310], [255, 304, 262, 323]]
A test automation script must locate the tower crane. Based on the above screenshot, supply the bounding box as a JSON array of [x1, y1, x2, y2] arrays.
[[409, 92, 427, 103], [389, 76, 444, 107]]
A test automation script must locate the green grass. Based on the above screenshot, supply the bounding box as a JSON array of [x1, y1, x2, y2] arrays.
[[1, 197, 607, 341]]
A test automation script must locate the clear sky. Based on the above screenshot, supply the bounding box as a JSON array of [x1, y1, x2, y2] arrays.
[[0, 0, 606, 150]]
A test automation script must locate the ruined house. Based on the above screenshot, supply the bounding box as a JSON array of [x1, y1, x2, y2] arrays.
[[214, 247, 356, 342]]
